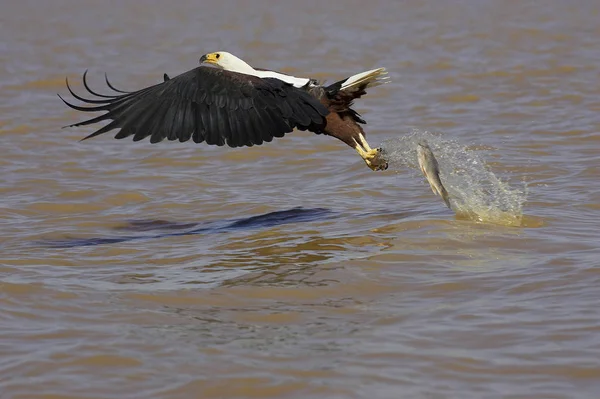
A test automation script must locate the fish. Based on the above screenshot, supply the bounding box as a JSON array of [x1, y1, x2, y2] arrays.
[[416, 141, 452, 209]]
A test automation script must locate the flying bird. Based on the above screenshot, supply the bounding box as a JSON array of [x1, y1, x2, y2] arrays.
[[59, 51, 390, 171]]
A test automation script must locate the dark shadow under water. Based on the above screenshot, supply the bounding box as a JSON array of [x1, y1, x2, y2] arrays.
[[40, 207, 337, 249]]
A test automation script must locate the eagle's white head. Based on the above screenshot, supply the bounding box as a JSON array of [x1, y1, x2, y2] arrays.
[[199, 51, 255, 74], [199, 50, 312, 88]]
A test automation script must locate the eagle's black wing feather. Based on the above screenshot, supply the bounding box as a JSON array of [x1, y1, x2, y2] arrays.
[[59, 66, 329, 148]]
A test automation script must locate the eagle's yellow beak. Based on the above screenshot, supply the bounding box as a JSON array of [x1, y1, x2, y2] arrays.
[[199, 53, 220, 65]]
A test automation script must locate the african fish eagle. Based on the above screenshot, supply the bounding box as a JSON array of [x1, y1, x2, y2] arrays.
[[59, 51, 390, 171]]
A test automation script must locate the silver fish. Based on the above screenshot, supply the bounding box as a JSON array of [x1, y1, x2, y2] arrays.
[[417, 141, 452, 209]]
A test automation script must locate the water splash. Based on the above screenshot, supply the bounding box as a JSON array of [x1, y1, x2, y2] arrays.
[[380, 129, 528, 227]]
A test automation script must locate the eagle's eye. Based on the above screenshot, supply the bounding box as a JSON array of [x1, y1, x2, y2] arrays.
[[216, 54, 221, 59]]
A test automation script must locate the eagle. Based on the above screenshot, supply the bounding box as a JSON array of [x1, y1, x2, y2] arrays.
[[59, 51, 390, 171]]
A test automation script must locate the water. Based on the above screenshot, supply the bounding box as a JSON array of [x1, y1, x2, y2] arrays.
[[380, 129, 529, 226], [2, 0, 600, 398]]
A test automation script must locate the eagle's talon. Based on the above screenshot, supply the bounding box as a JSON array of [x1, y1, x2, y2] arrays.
[[362, 147, 388, 171]]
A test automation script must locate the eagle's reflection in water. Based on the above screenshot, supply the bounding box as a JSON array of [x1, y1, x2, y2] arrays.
[[41, 208, 335, 248]]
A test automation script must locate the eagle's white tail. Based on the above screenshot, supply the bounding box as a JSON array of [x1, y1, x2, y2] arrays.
[[340, 67, 390, 92]]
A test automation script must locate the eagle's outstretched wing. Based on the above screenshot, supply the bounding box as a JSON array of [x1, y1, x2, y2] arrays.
[[59, 66, 329, 148]]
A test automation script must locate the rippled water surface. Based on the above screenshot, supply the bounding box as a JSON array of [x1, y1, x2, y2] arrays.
[[2, 1, 600, 398]]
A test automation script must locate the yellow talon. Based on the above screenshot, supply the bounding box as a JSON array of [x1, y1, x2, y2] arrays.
[[353, 133, 388, 171], [355, 145, 388, 171], [363, 148, 388, 171]]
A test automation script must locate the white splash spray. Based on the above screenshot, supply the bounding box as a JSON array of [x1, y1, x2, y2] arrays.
[[380, 129, 528, 227]]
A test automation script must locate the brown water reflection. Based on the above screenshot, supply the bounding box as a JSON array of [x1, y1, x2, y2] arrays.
[[2, 0, 600, 398]]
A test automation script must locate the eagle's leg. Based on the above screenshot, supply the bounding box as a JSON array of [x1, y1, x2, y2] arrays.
[[353, 133, 388, 171]]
